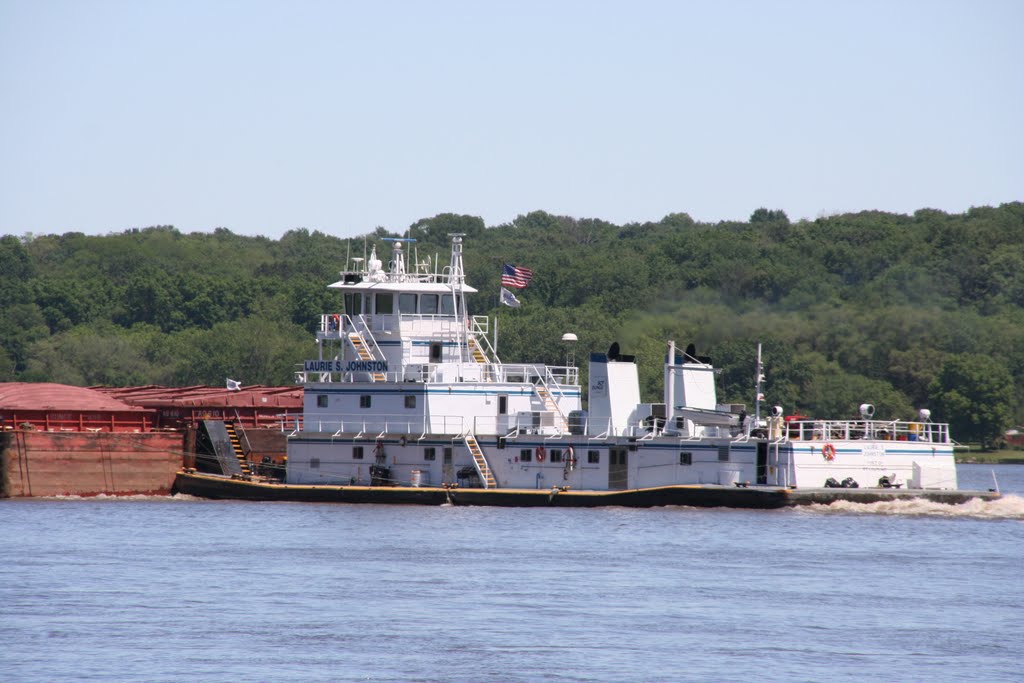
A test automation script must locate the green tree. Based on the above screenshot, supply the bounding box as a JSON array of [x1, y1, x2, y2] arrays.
[[928, 354, 1013, 448]]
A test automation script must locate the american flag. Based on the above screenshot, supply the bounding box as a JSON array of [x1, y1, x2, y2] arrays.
[[501, 263, 533, 288]]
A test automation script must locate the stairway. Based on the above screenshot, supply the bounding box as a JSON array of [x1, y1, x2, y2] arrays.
[[464, 434, 496, 489], [468, 336, 488, 363], [225, 422, 251, 475], [348, 332, 387, 381], [201, 420, 246, 476], [535, 385, 569, 433]]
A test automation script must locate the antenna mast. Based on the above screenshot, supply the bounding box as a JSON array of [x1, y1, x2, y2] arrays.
[[754, 343, 764, 435]]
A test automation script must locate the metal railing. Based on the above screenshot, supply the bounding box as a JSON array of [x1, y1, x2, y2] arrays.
[[782, 419, 950, 444], [292, 413, 466, 438]]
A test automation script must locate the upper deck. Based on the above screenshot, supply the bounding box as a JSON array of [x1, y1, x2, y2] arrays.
[[295, 235, 581, 394]]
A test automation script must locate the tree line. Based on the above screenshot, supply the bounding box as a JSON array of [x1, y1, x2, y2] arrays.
[[2, 203, 1022, 447]]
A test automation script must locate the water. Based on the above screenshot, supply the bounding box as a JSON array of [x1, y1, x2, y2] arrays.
[[2, 464, 1022, 683]]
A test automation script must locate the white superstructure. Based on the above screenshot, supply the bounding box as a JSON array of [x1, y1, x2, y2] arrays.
[[286, 236, 958, 493]]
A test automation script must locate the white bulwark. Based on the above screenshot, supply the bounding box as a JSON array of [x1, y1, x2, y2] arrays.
[[286, 235, 959, 494]]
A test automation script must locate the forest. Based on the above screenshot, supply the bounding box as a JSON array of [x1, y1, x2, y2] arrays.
[[2, 202, 1022, 447]]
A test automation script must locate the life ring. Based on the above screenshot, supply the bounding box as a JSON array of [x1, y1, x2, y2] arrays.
[[822, 443, 836, 461], [536, 446, 546, 463]]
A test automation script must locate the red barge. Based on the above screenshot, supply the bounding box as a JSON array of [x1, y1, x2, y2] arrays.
[[0, 383, 301, 498]]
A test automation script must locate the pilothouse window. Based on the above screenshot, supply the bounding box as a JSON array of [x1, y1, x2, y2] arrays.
[[375, 293, 394, 314], [440, 294, 458, 315], [399, 293, 417, 314], [420, 294, 439, 314], [344, 293, 363, 315]]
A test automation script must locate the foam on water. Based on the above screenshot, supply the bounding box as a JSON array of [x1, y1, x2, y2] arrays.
[[44, 492, 203, 502], [801, 493, 1024, 520]]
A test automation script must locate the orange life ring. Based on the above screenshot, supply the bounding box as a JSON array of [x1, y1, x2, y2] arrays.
[[822, 443, 836, 461], [536, 446, 546, 463]]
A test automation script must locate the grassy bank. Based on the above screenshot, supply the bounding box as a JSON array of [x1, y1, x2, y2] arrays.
[[955, 448, 1024, 464]]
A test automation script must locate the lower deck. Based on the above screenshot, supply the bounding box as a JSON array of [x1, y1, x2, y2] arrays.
[[285, 430, 960, 492], [173, 471, 999, 508]]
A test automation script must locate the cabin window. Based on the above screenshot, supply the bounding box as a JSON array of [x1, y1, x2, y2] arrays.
[[549, 449, 563, 463], [443, 447, 452, 464], [343, 293, 362, 315], [360, 395, 372, 409], [420, 294, 439, 314], [429, 342, 443, 363], [310, 458, 320, 469], [317, 395, 328, 408], [399, 293, 417, 314], [353, 446, 364, 460], [588, 450, 600, 464], [498, 395, 508, 415], [718, 446, 730, 462], [680, 451, 693, 466], [497, 437, 506, 450], [375, 293, 394, 314], [520, 449, 532, 463], [404, 395, 416, 409], [424, 447, 436, 461], [440, 294, 457, 315]]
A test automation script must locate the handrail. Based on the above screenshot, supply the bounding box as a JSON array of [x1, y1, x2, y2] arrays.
[[469, 316, 502, 365], [296, 413, 467, 437], [232, 409, 255, 452], [534, 371, 569, 434], [348, 314, 386, 361], [781, 418, 950, 444]]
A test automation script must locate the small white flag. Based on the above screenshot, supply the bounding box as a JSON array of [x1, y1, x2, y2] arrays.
[[500, 287, 521, 308], [226, 378, 242, 391]]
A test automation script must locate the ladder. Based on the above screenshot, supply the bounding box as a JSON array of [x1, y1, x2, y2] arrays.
[[225, 422, 251, 475], [464, 434, 496, 489], [348, 332, 387, 381], [535, 384, 569, 434], [468, 336, 488, 364]]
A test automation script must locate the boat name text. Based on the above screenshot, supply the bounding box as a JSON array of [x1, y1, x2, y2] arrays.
[[304, 360, 388, 373]]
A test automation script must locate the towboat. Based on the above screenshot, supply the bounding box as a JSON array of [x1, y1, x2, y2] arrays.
[[174, 235, 999, 508]]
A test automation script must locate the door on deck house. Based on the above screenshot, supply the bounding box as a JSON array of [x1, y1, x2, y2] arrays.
[[609, 447, 629, 490]]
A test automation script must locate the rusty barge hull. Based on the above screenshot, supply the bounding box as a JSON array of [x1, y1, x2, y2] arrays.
[[1, 430, 185, 497]]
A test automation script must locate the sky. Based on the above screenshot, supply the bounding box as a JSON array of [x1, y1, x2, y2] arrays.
[[1, 0, 1021, 240]]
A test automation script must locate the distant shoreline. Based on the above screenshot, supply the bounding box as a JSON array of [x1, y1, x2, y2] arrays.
[[956, 453, 1024, 465]]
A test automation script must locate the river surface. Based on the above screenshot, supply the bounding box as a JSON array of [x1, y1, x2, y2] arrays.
[[2, 464, 1023, 683]]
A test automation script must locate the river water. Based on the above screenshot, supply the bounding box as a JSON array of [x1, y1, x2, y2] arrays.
[[2, 464, 1022, 683]]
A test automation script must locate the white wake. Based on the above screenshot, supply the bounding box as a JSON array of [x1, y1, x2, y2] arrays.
[[801, 494, 1024, 520]]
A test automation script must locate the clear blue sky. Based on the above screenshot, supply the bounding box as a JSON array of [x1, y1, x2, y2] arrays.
[[2, 0, 1021, 239]]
